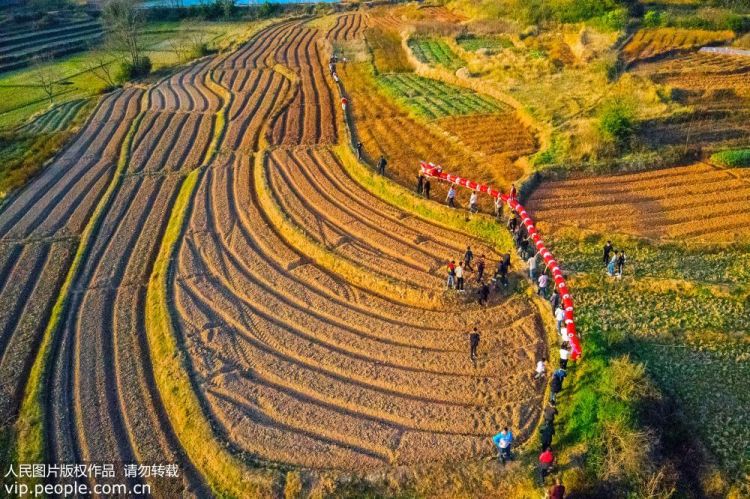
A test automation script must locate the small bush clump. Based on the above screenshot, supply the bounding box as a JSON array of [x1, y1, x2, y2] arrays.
[[597, 99, 635, 151], [116, 56, 152, 83]]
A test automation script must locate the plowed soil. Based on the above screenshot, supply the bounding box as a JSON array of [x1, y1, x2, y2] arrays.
[[0, 13, 547, 483], [526, 163, 750, 242], [173, 19, 547, 470]]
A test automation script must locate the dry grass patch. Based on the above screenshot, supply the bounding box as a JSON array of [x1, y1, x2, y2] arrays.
[[622, 28, 735, 64]]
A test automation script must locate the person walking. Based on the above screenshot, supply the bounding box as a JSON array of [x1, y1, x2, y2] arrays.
[[507, 216, 518, 233], [617, 251, 626, 276], [543, 401, 558, 425], [469, 326, 480, 362], [416, 174, 424, 195], [538, 273, 548, 298], [476, 255, 485, 282], [539, 448, 554, 481], [455, 261, 465, 292], [469, 191, 478, 214], [356, 141, 363, 160], [554, 305, 565, 333], [503, 252, 511, 270], [494, 196, 503, 221], [549, 288, 560, 310], [492, 428, 512, 464], [539, 421, 555, 451], [549, 477, 566, 499], [608, 252, 618, 277], [534, 357, 547, 380], [424, 179, 431, 199], [446, 260, 456, 289], [603, 240, 613, 266], [464, 246, 474, 271], [527, 254, 537, 279], [509, 183, 517, 202], [377, 155, 387, 175], [446, 185, 456, 208], [559, 342, 570, 369], [549, 371, 563, 403], [478, 282, 490, 306], [341, 97, 348, 112]]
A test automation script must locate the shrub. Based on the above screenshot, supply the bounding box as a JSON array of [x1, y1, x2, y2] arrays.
[[116, 56, 152, 83], [711, 149, 750, 167], [597, 100, 635, 150], [644, 10, 667, 28], [555, 0, 618, 23]]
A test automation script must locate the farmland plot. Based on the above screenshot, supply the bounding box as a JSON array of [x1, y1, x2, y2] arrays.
[[0, 89, 140, 428], [378, 73, 505, 119], [171, 20, 547, 470], [408, 37, 465, 70], [341, 63, 533, 193], [526, 163, 750, 242], [633, 51, 750, 151], [327, 12, 368, 42], [19, 99, 91, 135]]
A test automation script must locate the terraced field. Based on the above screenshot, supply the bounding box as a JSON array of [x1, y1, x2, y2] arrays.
[[174, 18, 546, 470], [19, 99, 91, 134], [327, 12, 368, 42], [0, 17, 103, 73], [0, 11, 547, 490], [526, 163, 750, 242], [0, 88, 141, 433]]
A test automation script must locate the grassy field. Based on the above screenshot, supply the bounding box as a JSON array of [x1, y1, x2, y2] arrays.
[[546, 228, 750, 493]]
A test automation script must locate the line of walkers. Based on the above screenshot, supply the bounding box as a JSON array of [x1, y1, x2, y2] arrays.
[[415, 173, 569, 495]]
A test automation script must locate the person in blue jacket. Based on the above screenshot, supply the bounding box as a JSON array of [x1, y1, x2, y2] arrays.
[[492, 427, 514, 464]]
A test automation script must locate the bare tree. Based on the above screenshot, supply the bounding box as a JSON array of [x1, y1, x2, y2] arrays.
[[103, 0, 144, 66], [30, 53, 62, 105]]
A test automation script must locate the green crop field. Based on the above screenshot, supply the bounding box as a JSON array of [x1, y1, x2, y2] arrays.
[[407, 37, 464, 70], [377, 73, 505, 119]]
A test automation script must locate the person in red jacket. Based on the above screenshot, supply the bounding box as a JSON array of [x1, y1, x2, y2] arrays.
[[539, 447, 554, 481]]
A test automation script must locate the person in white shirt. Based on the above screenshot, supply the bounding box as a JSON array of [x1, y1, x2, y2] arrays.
[[527, 255, 537, 279], [494, 196, 503, 220], [559, 342, 570, 369], [554, 306, 565, 333], [534, 357, 547, 379], [455, 261, 465, 292], [537, 273, 548, 298], [469, 191, 478, 213], [559, 326, 569, 343]]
